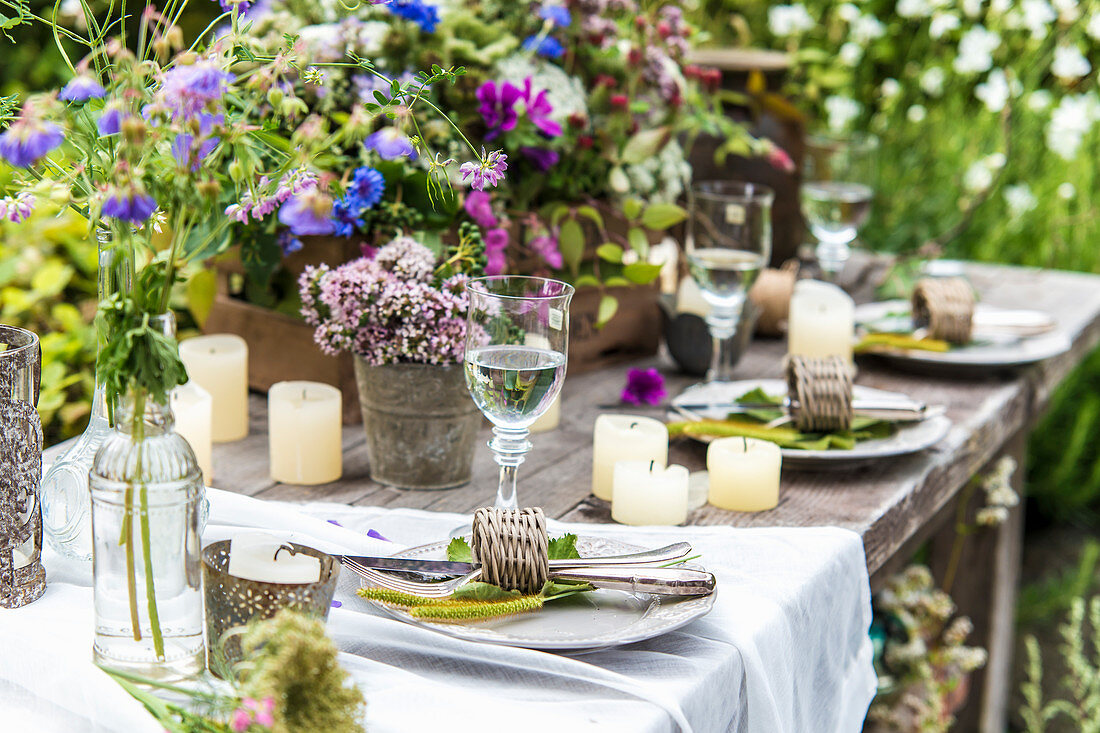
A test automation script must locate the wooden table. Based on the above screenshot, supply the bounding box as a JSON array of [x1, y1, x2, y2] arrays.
[[53, 259, 1100, 731]]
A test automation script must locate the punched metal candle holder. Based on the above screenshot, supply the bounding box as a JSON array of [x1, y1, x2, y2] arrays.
[[202, 540, 339, 673], [0, 325, 46, 608]]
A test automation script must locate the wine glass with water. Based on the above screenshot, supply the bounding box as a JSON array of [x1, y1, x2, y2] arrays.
[[802, 133, 878, 281], [686, 181, 773, 383], [464, 276, 574, 511]]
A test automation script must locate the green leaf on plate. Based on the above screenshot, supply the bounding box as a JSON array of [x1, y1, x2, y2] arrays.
[[446, 537, 474, 563], [547, 533, 582, 560]]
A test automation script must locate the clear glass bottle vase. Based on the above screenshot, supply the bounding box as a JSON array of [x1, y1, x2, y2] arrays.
[[89, 313, 206, 679]]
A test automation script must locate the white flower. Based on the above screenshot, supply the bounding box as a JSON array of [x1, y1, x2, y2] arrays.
[[1027, 89, 1053, 111], [1020, 0, 1056, 39], [1046, 94, 1100, 160], [768, 4, 815, 36], [1051, 0, 1080, 23], [962, 0, 983, 17], [881, 78, 902, 98], [963, 153, 1005, 192], [1088, 13, 1100, 41], [1052, 45, 1091, 80], [1003, 183, 1038, 217], [990, 0, 1011, 13], [1058, 182, 1076, 199], [920, 67, 946, 96], [907, 104, 928, 122], [839, 42, 864, 66], [954, 26, 1001, 74], [897, 0, 933, 18], [987, 151, 1007, 168], [851, 15, 886, 43], [837, 3, 860, 22], [825, 96, 862, 131], [930, 13, 961, 39], [975, 69, 1011, 112]]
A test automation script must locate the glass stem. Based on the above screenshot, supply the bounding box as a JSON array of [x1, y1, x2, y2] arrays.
[[705, 304, 742, 383], [489, 426, 531, 511], [815, 239, 852, 283]]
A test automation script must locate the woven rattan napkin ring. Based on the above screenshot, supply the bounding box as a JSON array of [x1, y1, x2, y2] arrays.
[[786, 355, 854, 432], [911, 277, 975, 344], [471, 507, 550, 594]]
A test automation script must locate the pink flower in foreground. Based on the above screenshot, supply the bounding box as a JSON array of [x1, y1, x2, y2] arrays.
[[460, 149, 508, 191], [229, 708, 251, 733]]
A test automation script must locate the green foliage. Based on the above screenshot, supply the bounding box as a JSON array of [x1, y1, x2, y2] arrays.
[[1020, 595, 1100, 732], [1018, 540, 1100, 628]]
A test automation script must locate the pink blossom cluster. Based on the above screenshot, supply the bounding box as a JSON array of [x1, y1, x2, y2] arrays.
[[300, 237, 469, 366], [225, 168, 320, 223], [0, 192, 35, 223], [230, 696, 275, 732]]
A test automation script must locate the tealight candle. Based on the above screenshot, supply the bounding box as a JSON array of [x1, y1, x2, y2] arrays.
[[591, 415, 669, 501], [172, 381, 213, 482], [707, 437, 782, 512], [529, 393, 561, 433], [268, 381, 342, 485], [612, 461, 689, 526], [226, 533, 322, 584], [787, 280, 855, 363], [676, 276, 712, 318], [179, 334, 249, 442]]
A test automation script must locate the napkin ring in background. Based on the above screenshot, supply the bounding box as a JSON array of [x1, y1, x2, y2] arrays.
[[202, 541, 339, 673], [911, 277, 975, 344], [786, 355, 854, 433], [471, 507, 549, 594], [748, 260, 800, 337]]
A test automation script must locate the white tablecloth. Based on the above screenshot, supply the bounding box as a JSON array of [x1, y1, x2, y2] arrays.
[[0, 489, 876, 732]]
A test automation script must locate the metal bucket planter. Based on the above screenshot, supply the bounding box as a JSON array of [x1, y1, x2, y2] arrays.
[[354, 360, 480, 490]]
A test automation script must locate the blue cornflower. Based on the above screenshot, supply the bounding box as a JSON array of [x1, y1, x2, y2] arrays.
[[539, 5, 571, 27], [331, 196, 365, 237], [364, 128, 417, 160], [59, 75, 106, 103], [277, 230, 303, 256], [349, 166, 385, 208], [102, 187, 158, 223], [388, 0, 440, 32], [0, 119, 64, 168], [523, 35, 565, 59]]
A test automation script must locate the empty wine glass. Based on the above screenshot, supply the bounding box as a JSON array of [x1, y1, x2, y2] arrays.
[[802, 132, 879, 281], [464, 276, 574, 511], [686, 181, 773, 384]]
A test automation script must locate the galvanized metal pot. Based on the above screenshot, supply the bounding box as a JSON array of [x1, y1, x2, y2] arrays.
[[354, 359, 480, 489]]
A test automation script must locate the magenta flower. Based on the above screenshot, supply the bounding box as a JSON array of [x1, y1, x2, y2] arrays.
[[279, 186, 336, 236], [229, 707, 251, 733], [102, 186, 157, 223], [364, 128, 417, 160], [477, 80, 524, 140], [520, 146, 559, 171], [621, 368, 667, 405], [464, 191, 497, 228], [484, 227, 509, 275], [529, 233, 562, 269], [0, 118, 63, 168], [460, 149, 508, 191], [0, 192, 35, 223], [522, 78, 562, 138], [59, 75, 106, 102]]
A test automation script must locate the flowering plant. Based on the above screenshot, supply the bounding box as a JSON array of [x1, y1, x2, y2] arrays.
[[300, 234, 481, 365]]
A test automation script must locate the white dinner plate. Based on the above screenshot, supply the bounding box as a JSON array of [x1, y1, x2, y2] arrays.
[[670, 379, 951, 470], [855, 300, 1071, 371], [350, 536, 716, 652]]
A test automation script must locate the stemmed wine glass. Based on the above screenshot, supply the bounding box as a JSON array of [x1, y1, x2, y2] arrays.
[[464, 276, 574, 511], [801, 132, 879, 281], [686, 181, 774, 384]]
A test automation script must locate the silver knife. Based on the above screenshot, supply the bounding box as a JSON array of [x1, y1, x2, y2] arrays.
[[676, 398, 945, 422]]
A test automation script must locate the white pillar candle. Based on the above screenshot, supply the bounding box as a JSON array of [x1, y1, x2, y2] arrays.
[[268, 381, 342, 485], [707, 437, 783, 512], [787, 280, 855, 363], [591, 415, 669, 501], [179, 334, 249, 443], [172, 381, 213, 482], [676, 276, 712, 318], [529, 393, 561, 433], [227, 533, 322, 584], [611, 461, 690, 526]]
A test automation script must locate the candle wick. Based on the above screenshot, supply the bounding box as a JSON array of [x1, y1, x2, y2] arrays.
[[630, 422, 638, 429], [743, 436, 747, 452], [649, 459, 654, 473], [273, 543, 297, 562]]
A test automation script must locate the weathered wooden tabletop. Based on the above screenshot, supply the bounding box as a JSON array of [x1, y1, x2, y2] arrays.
[[198, 258, 1100, 585]]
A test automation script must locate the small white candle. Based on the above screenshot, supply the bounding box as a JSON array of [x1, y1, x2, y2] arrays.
[[529, 393, 561, 433], [268, 381, 342, 485], [676, 276, 712, 318], [172, 381, 213, 482], [612, 461, 690, 526], [227, 533, 322, 584], [179, 334, 249, 443], [591, 415, 669, 501], [787, 280, 855, 363], [707, 437, 782, 512]]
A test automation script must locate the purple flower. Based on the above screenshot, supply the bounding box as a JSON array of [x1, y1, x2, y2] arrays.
[[277, 230, 303, 255], [157, 61, 232, 119], [621, 368, 667, 406], [217, 0, 253, 11], [529, 233, 562, 269], [520, 146, 559, 171], [484, 227, 508, 276], [366, 528, 391, 542], [388, 0, 440, 32], [331, 196, 365, 237], [477, 80, 523, 141], [102, 187, 158, 223], [349, 166, 385, 208], [0, 119, 63, 168], [460, 149, 508, 191], [171, 112, 221, 169], [279, 186, 336, 236], [59, 75, 106, 102], [523, 78, 563, 137], [0, 192, 35, 223], [464, 191, 497, 228], [330, 600, 343, 608], [97, 105, 122, 135], [539, 5, 571, 26], [364, 128, 417, 160], [523, 35, 565, 59]]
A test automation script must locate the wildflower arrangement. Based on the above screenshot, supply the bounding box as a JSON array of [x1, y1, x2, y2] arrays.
[[232, 0, 767, 322], [299, 234, 482, 365], [713, 0, 1100, 267]]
